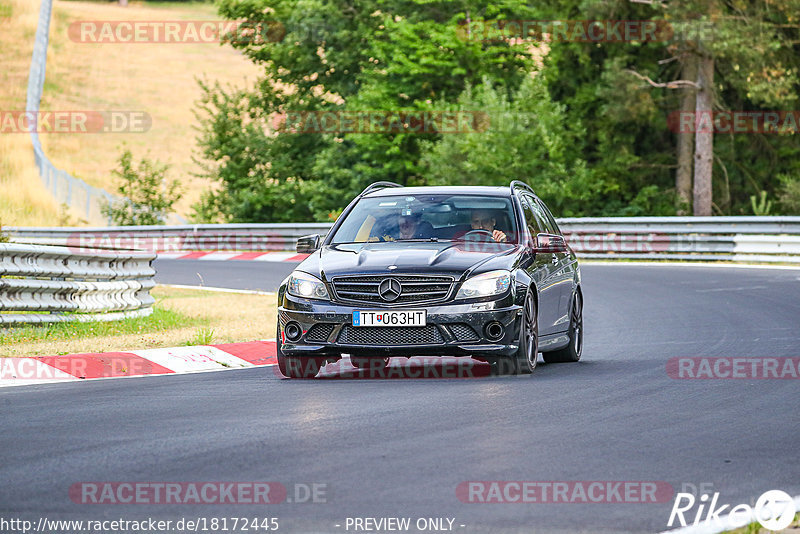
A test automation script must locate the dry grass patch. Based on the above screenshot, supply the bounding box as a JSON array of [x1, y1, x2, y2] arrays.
[[0, 285, 277, 357], [154, 285, 277, 344], [0, 0, 62, 227], [40, 0, 262, 219], [0, 0, 261, 224]]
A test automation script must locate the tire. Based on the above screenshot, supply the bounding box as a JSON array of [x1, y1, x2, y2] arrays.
[[491, 290, 538, 376], [276, 324, 325, 378], [543, 290, 583, 363], [513, 290, 539, 374], [351, 356, 390, 370]]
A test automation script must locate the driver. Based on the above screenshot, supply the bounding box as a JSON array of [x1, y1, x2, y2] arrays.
[[470, 209, 507, 242]]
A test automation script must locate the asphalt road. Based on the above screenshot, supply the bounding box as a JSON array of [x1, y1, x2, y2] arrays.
[[154, 259, 296, 291], [2, 263, 799, 534]]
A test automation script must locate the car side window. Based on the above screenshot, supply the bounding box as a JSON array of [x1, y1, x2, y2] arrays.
[[521, 193, 548, 234], [536, 199, 562, 235], [518, 193, 542, 242], [528, 196, 556, 234]]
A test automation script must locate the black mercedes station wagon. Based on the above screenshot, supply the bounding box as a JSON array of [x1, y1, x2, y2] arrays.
[[276, 181, 583, 378]]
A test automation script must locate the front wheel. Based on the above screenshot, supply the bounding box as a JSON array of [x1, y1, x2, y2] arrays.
[[492, 290, 538, 375], [276, 324, 325, 378], [543, 290, 583, 363], [514, 291, 539, 374]]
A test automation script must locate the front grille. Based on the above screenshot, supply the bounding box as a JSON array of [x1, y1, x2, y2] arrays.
[[448, 323, 479, 342], [331, 275, 453, 306], [338, 326, 444, 346], [305, 323, 335, 342]]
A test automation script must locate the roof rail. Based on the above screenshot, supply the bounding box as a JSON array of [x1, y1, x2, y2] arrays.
[[360, 181, 403, 196], [510, 180, 535, 196]]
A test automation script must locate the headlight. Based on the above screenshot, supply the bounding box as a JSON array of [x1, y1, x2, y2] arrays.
[[456, 270, 511, 299], [287, 271, 330, 300]]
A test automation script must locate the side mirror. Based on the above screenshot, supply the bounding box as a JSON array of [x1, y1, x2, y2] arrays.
[[533, 233, 568, 254], [296, 234, 321, 253]]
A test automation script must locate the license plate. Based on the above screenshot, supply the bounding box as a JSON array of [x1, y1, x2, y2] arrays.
[[352, 310, 427, 327]]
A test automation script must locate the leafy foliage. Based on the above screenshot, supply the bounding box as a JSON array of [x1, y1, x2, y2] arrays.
[[194, 0, 800, 220], [778, 174, 800, 214], [103, 150, 182, 226], [420, 75, 601, 216]]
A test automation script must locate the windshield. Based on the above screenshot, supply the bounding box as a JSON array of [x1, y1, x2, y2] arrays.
[[329, 194, 519, 244]]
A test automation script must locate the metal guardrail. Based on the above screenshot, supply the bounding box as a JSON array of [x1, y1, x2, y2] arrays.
[[6, 224, 333, 253], [557, 216, 800, 263], [6, 216, 800, 263], [0, 243, 156, 325]]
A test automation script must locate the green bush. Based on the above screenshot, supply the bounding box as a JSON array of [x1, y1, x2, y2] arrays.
[[102, 149, 182, 226]]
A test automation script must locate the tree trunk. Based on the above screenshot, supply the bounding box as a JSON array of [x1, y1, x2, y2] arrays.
[[693, 55, 714, 216], [676, 56, 697, 215], [119, 0, 128, 6]]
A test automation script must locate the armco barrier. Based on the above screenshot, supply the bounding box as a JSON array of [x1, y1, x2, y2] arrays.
[[0, 243, 156, 325], [6, 216, 800, 263], [558, 216, 800, 262], [7, 224, 333, 253]]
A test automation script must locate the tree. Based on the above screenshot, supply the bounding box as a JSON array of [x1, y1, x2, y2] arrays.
[[103, 150, 182, 226], [618, 0, 800, 215], [195, 0, 542, 222], [539, 0, 800, 216], [421, 75, 599, 216]]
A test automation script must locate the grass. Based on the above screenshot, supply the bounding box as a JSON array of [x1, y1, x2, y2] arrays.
[[187, 327, 215, 346], [0, 0, 262, 225], [0, 0, 62, 227], [0, 285, 277, 357], [722, 512, 799, 533], [40, 0, 262, 220]]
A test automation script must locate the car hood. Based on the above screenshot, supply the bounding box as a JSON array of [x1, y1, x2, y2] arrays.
[[299, 241, 520, 281]]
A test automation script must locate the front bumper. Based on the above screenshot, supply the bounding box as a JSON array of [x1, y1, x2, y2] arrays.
[[278, 295, 523, 358]]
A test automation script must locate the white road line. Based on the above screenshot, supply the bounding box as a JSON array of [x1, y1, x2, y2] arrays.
[[253, 251, 299, 261], [158, 284, 277, 296], [0, 359, 79, 387], [196, 252, 241, 261], [582, 260, 800, 271], [695, 286, 768, 292], [0, 363, 278, 389]]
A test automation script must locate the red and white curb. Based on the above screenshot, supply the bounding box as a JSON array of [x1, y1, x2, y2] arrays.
[[0, 341, 277, 387], [156, 251, 309, 262]]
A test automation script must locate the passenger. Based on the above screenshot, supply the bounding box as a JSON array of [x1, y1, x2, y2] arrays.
[[470, 209, 507, 242], [397, 212, 434, 240]]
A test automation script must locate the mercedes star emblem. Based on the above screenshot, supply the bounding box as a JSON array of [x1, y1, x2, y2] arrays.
[[378, 278, 402, 302]]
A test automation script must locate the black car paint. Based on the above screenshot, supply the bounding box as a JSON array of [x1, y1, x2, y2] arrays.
[[277, 184, 580, 362]]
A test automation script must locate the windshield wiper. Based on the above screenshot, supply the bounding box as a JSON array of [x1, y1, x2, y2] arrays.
[[393, 237, 443, 242]]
